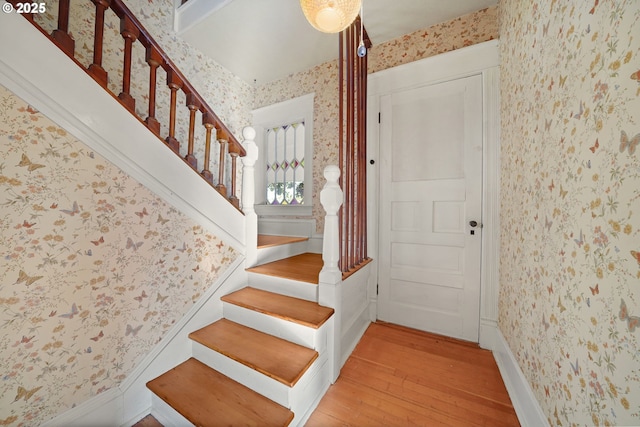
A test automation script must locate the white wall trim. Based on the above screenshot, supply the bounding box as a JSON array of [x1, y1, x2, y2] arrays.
[[0, 11, 246, 251], [493, 329, 549, 427], [367, 40, 501, 348], [251, 93, 315, 214]]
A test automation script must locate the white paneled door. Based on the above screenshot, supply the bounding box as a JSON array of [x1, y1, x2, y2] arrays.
[[377, 74, 483, 342]]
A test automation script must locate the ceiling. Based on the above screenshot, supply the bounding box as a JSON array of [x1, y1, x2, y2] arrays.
[[175, 0, 496, 85]]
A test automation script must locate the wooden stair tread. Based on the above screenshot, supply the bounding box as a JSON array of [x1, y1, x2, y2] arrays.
[[258, 234, 309, 248], [222, 287, 334, 329], [146, 358, 293, 427], [246, 253, 323, 284], [189, 319, 318, 387]]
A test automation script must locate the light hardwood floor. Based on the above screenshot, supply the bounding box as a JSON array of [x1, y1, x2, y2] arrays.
[[134, 321, 519, 427], [305, 322, 520, 427]]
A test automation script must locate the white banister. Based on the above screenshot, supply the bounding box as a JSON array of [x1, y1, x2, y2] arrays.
[[241, 126, 259, 267], [318, 164, 343, 382]]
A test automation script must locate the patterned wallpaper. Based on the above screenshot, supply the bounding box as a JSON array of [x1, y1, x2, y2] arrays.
[[498, 1, 640, 425], [254, 7, 498, 233], [0, 84, 238, 424]]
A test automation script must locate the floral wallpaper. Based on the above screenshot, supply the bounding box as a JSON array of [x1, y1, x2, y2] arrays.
[[254, 7, 498, 233], [498, 0, 640, 425], [0, 65, 238, 427]]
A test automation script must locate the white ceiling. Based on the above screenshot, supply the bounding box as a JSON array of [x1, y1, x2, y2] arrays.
[[175, 0, 496, 84]]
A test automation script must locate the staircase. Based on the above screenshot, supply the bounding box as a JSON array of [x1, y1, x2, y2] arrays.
[[145, 236, 335, 426]]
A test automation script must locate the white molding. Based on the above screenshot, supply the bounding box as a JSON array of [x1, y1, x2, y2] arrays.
[[479, 64, 501, 350], [367, 40, 500, 347], [173, 0, 234, 34], [258, 218, 317, 238], [0, 11, 245, 251], [493, 330, 549, 427], [40, 388, 122, 427], [251, 93, 315, 211], [368, 40, 500, 97]]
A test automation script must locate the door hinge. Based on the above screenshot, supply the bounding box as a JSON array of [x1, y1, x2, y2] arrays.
[[376, 283, 379, 295], [378, 112, 381, 123]]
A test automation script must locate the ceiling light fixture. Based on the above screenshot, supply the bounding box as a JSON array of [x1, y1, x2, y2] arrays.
[[300, 0, 362, 33]]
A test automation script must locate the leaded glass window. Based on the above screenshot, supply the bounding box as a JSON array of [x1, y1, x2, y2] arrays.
[[265, 122, 305, 205]]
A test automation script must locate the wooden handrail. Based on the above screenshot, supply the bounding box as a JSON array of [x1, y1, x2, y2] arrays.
[[8, 0, 246, 209]]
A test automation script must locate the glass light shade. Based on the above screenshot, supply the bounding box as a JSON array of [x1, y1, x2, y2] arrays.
[[300, 0, 362, 33]]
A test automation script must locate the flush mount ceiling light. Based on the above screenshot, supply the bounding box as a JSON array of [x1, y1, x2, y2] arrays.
[[300, 0, 362, 33]]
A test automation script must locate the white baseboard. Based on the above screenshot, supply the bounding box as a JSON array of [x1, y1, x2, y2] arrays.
[[40, 388, 122, 427], [493, 329, 549, 427]]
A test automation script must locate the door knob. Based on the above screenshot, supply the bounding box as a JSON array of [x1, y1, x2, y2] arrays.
[[469, 220, 478, 227]]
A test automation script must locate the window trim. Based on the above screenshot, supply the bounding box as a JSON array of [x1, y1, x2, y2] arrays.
[[252, 93, 314, 216]]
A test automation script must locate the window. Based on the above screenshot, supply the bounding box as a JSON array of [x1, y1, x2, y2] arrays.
[[265, 121, 306, 205], [252, 94, 314, 216]]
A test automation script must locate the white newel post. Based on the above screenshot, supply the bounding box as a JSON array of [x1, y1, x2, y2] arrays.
[[241, 126, 259, 267], [319, 165, 343, 382]]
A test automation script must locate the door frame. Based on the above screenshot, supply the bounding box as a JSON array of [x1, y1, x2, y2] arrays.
[[366, 40, 500, 350]]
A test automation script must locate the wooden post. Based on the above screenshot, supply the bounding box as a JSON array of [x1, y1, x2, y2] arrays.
[[165, 70, 182, 154], [88, 0, 110, 87], [319, 165, 344, 383], [229, 151, 239, 208], [185, 93, 200, 169], [118, 15, 139, 112], [215, 139, 228, 196], [201, 112, 215, 184], [145, 46, 162, 135], [52, 0, 75, 56], [241, 127, 259, 267]]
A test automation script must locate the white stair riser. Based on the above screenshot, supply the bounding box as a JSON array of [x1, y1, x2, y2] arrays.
[[257, 240, 310, 265], [192, 341, 292, 407], [151, 394, 194, 427], [247, 272, 318, 301], [288, 356, 331, 427], [222, 302, 318, 349]]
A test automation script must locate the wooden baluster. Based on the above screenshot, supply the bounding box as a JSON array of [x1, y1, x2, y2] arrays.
[[145, 46, 162, 135], [51, 0, 75, 56], [184, 93, 200, 169], [165, 70, 182, 154], [201, 113, 215, 184], [215, 139, 227, 196], [118, 15, 139, 112], [229, 150, 239, 209], [88, 0, 110, 87]]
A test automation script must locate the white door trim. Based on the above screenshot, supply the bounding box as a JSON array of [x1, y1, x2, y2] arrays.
[[367, 40, 500, 350]]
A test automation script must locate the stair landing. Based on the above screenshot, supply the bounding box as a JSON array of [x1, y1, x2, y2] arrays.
[[146, 358, 293, 427], [246, 252, 323, 284]]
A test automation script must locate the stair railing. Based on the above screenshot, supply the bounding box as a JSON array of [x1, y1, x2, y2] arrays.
[[7, 0, 246, 209]]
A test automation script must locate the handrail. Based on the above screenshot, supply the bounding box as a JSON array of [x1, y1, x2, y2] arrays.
[[7, 0, 245, 209]]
